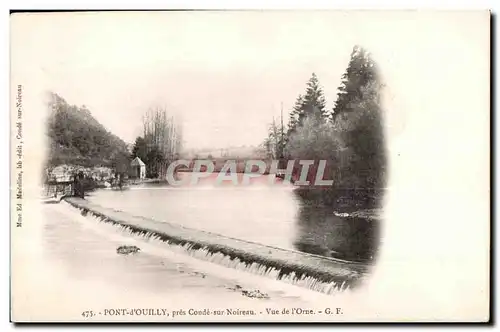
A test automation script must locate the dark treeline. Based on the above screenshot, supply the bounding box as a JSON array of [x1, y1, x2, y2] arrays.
[[263, 45, 387, 210], [46, 93, 130, 169]]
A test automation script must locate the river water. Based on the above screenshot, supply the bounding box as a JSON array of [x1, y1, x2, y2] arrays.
[[86, 173, 379, 262], [28, 201, 340, 322], [23, 173, 380, 321]]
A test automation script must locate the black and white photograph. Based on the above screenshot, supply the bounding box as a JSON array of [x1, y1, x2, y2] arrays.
[[10, 10, 490, 322]]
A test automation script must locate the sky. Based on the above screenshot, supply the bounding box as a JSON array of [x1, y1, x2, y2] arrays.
[[12, 10, 488, 152], [12, 11, 361, 149]]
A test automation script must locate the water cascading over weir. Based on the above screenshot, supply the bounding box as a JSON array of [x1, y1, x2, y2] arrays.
[[63, 197, 371, 295]]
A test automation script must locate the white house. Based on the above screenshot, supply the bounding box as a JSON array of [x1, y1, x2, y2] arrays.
[[130, 157, 146, 179]]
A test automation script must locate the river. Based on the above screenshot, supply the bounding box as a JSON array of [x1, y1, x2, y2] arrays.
[[27, 201, 339, 322], [22, 173, 380, 321], [86, 173, 379, 263]]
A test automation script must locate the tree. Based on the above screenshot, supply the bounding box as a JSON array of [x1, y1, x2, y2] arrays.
[[286, 116, 343, 161], [287, 95, 304, 136], [46, 92, 129, 167], [142, 106, 183, 178], [267, 45, 386, 208], [131, 136, 147, 161], [284, 73, 328, 150], [146, 147, 164, 178], [335, 80, 386, 190], [112, 150, 131, 177], [327, 45, 386, 200], [263, 116, 286, 159], [331, 45, 378, 122], [301, 72, 327, 122]]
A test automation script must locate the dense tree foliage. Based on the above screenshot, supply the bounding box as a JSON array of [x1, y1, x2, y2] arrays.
[[287, 73, 328, 135], [131, 136, 148, 162], [263, 45, 386, 208], [331, 46, 378, 121], [262, 117, 286, 159], [46, 93, 130, 168]]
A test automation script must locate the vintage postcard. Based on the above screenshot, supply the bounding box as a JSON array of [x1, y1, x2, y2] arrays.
[[10, 10, 490, 322]]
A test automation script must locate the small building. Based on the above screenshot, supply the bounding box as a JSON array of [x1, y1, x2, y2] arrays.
[[130, 157, 146, 179]]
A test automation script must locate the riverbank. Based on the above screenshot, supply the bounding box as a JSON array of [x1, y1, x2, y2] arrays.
[[16, 202, 339, 322]]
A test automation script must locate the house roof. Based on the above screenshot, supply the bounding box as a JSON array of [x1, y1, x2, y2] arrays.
[[130, 157, 146, 166]]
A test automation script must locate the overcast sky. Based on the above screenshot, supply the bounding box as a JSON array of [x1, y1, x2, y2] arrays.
[[12, 11, 487, 152], [13, 11, 363, 149]]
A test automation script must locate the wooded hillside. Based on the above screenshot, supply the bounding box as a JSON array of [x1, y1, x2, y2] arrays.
[[46, 92, 130, 167]]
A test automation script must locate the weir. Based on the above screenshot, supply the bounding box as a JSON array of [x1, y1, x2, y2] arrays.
[[63, 197, 372, 294]]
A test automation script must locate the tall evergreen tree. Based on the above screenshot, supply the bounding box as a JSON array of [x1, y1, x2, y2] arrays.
[[331, 45, 378, 122], [300, 72, 327, 122], [287, 73, 328, 135], [332, 45, 386, 191]]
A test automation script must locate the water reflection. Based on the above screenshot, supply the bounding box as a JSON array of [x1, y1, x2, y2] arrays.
[[292, 198, 379, 262], [86, 177, 380, 264]]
